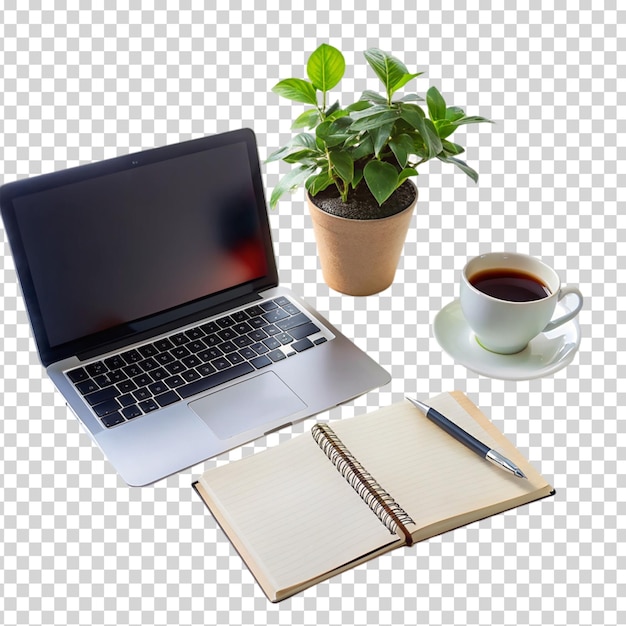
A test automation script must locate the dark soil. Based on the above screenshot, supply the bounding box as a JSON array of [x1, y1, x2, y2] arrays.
[[310, 180, 417, 220]]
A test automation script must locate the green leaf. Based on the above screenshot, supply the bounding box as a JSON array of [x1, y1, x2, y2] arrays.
[[398, 167, 419, 183], [349, 104, 391, 120], [363, 160, 399, 205], [267, 132, 318, 162], [391, 71, 421, 94], [328, 115, 353, 129], [350, 110, 399, 132], [434, 114, 494, 138], [437, 154, 478, 183], [327, 110, 351, 124], [324, 100, 340, 117], [292, 109, 321, 129], [422, 119, 443, 156], [399, 102, 425, 124], [316, 118, 352, 147], [368, 121, 395, 157], [306, 43, 345, 92], [269, 164, 318, 208], [400, 105, 442, 157], [330, 151, 354, 183], [426, 86, 447, 121], [292, 132, 318, 149], [433, 120, 457, 139], [359, 89, 388, 105], [450, 115, 494, 126], [282, 149, 319, 164], [363, 48, 419, 100], [266, 145, 292, 163], [350, 136, 374, 161], [397, 93, 425, 103], [278, 134, 320, 159], [389, 134, 414, 168], [406, 131, 426, 155], [346, 100, 373, 113], [352, 167, 364, 189], [441, 139, 465, 155], [272, 78, 318, 105], [445, 106, 465, 121], [315, 120, 334, 142], [306, 170, 334, 196]]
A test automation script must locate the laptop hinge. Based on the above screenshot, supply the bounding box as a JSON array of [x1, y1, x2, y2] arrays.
[[76, 291, 264, 362]]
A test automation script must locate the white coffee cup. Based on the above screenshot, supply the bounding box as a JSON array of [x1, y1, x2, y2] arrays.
[[460, 252, 583, 354]]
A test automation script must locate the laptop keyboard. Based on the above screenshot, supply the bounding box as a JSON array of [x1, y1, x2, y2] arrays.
[[66, 297, 329, 428]]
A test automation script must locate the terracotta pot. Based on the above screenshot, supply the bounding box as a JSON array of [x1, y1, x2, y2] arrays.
[[306, 184, 417, 296]]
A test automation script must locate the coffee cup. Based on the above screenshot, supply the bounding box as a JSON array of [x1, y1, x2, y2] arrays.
[[459, 252, 583, 354]]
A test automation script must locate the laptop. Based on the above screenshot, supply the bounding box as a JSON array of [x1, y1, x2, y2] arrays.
[[0, 128, 390, 486]]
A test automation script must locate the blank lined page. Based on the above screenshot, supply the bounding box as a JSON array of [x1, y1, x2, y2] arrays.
[[199, 431, 399, 596], [331, 393, 550, 536]]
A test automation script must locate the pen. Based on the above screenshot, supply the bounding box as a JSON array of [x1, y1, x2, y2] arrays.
[[406, 397, 527, 479]]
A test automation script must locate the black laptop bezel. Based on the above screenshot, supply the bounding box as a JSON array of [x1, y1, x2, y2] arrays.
[[0, 128, 279, 367]]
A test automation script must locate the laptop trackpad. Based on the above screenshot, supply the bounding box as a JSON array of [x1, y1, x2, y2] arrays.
[[188, 372, 306, 440]]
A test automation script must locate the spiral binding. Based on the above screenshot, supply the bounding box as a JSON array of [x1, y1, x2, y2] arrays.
[[312, 423, 415, 544]]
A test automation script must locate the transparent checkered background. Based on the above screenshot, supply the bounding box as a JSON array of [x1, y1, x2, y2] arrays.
[[0, 1, 623, 625]]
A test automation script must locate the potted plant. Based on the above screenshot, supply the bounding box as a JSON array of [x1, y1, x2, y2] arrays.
[[268, 44, 492, 296]]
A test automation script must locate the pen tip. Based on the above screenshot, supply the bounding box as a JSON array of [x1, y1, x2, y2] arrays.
[[406, 397, 428, 413], [516, 469, 528, 479]]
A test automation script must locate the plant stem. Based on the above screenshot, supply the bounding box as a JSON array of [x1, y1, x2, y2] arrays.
[[317, 90, 327, 122], [344, 181, 349, 202], [339, 179, 348, 202]]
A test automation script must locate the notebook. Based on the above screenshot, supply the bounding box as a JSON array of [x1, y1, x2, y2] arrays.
[[0, 128, 390, 486], [193, 391, 554, 602]]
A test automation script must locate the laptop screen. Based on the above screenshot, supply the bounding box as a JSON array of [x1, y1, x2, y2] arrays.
[[1, 130, 277, 365]]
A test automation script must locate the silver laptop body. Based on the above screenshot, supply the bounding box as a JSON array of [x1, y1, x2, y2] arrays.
[[0, 129, 390, 486]]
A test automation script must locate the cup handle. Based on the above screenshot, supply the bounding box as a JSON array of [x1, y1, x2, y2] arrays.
[[543, 286, 583, 333]]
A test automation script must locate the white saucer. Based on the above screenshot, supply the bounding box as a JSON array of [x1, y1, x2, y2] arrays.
[[433, 299, 581, 380]]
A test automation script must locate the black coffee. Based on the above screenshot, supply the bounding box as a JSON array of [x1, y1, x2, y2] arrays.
[[469, 268, 551, 302]]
